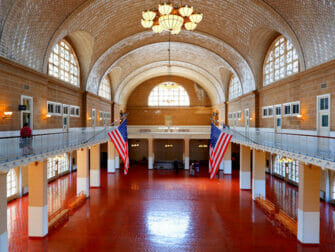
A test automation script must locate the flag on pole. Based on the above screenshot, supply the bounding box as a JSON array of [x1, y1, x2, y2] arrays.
[[108, 119, 129, 175], [209, 122, 233, 179]]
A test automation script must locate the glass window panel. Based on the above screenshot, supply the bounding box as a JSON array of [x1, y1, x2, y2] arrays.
[[263, 36, 299, 86], [322, 115, 329, 127], [48, 39, 80, 86], [7, 169, 17, 197]]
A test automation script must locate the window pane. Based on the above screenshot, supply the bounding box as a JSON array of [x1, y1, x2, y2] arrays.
[[263, 36, 299, 86], [322, 115, 329, 127], [48, 39, 80, 87]]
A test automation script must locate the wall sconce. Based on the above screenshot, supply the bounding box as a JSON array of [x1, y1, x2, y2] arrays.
[[296, 114, 304, 120], [46, 114, 52, 118], [2, 111, 13, 119]]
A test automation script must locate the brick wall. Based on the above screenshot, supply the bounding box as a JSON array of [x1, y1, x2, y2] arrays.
[[0, 57, 111, 132], [227, 60, 335, 131], [126, 76, 212, 126]]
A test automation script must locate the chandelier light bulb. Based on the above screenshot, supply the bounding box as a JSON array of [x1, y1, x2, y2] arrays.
[[142, 10, 156, 21], [184, 21, 197, 31], [141, 19, 153, 28], [152, 24, 164, 33], [171, 28, 181, 35], [179, 5, 193, 17], [190, 13, 203, 24], [158, 3, 173, 15], [159, 14, 184, 31]]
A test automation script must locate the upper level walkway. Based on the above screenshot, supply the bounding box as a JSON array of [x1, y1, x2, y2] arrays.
[[0, 125, 334, 171], [128, 125, 335, 170], [0, 127, 113, 171]]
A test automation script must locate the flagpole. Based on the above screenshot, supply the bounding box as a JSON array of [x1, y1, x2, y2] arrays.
[[210, 117, 258, 144]]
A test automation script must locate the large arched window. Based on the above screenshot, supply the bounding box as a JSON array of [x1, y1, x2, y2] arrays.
[[148, 82, 190, 106], [98, 76, 111, 100], [48, 39, 80, 87], [263, 35, 299, 86], [7, 168, 17, 198], [229, 75, 242, 100]]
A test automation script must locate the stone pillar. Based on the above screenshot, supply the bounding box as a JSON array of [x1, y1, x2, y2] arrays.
[[223, 143, 232, 174], [219, 161, 224, 171], [240, 145, 251, 189], [252, 150, 266, 200], [18, 166, 23, 197], [28, 161, 48, 237], [184, 138, 190, 170], [0, 171, 8, 251], [325, 169, 330, 202], [77, 148, 89, 197], [108, 141, 116, 173], [90, 144, 100, 187], [148, 138, 154, 170], [297, 164, 320, 244], [115, 153, 120, 169]]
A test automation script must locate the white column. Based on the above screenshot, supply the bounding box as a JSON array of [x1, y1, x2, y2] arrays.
[[0, 171, 8, 252], [219, 161, 224, 171], [90, 144, 100, 187], [77, 148, 89, 197], [107, 141, 116, 173], [115, 154, 120, 169], [252, 149, 266, 200], [240, 145, 251, 189], [223, 143, 232, 174], [18, 166, 23, 197], [184, 138, 190, 170], [325, 169, 330, 202], [148, 138, 154, 170], [297, 163, 320, 244], [28, 161, 48, 237]]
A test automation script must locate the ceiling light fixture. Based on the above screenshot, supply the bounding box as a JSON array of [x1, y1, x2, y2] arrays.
[[141, 2, 203, 34]]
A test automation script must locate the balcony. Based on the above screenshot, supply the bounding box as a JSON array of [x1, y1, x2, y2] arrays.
[[0, 127, 113, 170]]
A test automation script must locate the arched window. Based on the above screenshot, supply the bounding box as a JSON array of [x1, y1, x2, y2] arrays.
[[7, 169, 17, 198], [98, 76, 111, 100], [148, 82, 190, 106], [229, 75, 242, 100], [263, 35, 299, 86], [48, 39, 80, 87]]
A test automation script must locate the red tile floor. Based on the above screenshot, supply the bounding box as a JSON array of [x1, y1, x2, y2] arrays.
[[6, 165, 335, 251]]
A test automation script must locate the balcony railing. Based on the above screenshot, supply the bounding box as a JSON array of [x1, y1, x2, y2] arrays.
[[0, 127, 113, 169], [226, 128, 335, 163]]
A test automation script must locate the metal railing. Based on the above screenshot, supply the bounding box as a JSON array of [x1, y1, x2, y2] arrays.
[[0, 127, 113, 166], [225, 128, 335, 162]]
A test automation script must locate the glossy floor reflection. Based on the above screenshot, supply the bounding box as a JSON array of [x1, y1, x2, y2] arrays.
[[7, 166, 335, 251]]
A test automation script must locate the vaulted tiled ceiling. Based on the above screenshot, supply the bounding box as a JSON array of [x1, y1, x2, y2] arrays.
[[0, 0, 334, 104]]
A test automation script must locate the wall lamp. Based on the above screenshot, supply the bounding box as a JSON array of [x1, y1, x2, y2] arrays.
[[2, 111, 13, 119]]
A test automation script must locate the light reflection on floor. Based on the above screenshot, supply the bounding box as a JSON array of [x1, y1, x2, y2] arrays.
[[146, 210, 190, 245]]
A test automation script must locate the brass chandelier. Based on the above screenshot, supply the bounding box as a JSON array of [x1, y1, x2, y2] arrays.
[[141, 2, 203, 34]]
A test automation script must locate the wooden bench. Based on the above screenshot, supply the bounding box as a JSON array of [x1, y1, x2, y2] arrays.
[[275, 209, 297, 236], [48, 209, 70, 233], [255, 197, 276, 216], [67, 193, 86, 215]]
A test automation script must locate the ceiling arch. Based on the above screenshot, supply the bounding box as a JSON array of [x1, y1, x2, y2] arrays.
[[86, 32, 255, 95], [115, 61, 224, 106], [0, 0, 333, 93]]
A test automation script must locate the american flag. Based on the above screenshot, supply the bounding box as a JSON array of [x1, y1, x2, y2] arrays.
[[108, 119, 129, 175], [209, 122, 233, 179]]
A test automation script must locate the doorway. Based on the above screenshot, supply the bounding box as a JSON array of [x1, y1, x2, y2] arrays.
[[21, 95, 33, 129]]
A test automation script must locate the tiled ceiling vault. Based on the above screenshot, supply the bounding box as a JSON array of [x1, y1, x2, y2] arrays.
[[0, 0, 334, 104]]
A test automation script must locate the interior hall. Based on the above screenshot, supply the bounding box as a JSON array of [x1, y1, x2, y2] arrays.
[[0, 1, 335, 251]]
